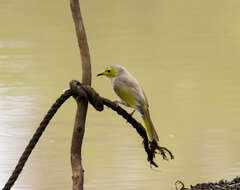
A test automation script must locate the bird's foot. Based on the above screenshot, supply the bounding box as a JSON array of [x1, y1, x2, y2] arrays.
[[113, 100, 121, 107], [113, 100, 130, 107], [125, 110, 136, 123], [130, 110, 135, 116]]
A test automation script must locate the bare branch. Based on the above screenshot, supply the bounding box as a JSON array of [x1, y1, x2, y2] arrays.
[[69, 0, 91, 190]]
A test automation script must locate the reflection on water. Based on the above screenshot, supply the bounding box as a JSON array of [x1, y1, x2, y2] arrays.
[[1, 0, 240, 190]]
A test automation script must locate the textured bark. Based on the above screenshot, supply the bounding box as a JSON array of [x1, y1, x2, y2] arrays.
[[70, 0, 91, 190], [70, 0, 91, 85]]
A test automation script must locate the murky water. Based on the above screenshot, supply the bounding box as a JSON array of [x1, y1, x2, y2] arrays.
[[1, 0, 240, 189]]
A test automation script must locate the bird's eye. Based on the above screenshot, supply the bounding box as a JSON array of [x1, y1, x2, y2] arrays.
[[107, 70, 110, 73]]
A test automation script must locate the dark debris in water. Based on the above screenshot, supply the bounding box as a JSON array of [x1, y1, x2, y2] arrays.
[[176, 177, 240, 190]]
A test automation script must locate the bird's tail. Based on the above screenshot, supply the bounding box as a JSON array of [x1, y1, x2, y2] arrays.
[[142, 107, 159, 142]]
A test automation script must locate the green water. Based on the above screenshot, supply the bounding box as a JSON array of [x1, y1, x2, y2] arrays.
[[1, 1, 240, 189]]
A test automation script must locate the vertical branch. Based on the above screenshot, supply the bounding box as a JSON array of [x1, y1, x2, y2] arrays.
[[70, 0, 91, 85], [70, 0, 91, 190]]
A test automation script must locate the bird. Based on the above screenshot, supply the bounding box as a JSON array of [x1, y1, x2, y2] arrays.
[[97, 65, 159, 143]]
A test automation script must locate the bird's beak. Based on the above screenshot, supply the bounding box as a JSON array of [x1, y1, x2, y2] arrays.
[[97, 72, 104, 76]]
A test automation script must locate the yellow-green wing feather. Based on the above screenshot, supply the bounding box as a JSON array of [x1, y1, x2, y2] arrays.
[[117, 88, 137, 107], [113, 74, 147, 109]]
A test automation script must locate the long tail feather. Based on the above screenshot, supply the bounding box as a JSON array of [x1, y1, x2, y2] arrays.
[[142, 108, 159, 142]]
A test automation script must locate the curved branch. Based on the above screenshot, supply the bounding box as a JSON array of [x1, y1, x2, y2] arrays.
[[70, 80, 174, 167]]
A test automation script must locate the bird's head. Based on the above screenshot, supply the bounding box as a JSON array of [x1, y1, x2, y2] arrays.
[[97, 65, 125, 78]]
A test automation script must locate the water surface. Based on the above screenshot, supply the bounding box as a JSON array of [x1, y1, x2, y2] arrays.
[[1, 0, 240, 189]]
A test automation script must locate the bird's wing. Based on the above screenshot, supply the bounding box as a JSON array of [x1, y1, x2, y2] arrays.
[[142, 90, 149, 108], [113, 74, 148, 112]]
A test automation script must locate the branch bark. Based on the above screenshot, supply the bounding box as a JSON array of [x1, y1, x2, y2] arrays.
[[70, 0, 91, 190]]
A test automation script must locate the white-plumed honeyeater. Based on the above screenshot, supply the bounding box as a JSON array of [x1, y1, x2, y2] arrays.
[[97, 65, 159, 142]]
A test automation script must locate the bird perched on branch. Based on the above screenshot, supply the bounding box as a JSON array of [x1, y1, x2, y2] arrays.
[[97, 65, 159, 143]]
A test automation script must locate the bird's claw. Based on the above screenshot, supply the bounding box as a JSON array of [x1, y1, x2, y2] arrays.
[[130, 110, 135, 116], [113, 100, 121, 107]]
